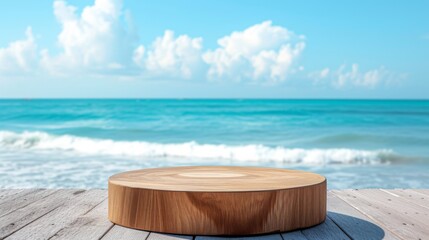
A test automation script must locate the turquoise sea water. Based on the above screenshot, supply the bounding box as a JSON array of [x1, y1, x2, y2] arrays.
[[0, 99, 428, 189]]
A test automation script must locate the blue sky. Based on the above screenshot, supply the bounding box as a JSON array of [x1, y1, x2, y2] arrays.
[[0, 0, 428, 98]]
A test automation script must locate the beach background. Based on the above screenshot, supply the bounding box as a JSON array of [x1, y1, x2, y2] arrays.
[[0, 99, 428, 189]]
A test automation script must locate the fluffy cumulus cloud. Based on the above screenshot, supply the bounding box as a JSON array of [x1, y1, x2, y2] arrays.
[[203, 21, 305, 83], [0, 0, 400, 89], [134, 30, 203, 79], [41, 0, 137, 75], [0, 0, 206, 80], [310, 64, 397, 88], [0, 27, 37, 75]]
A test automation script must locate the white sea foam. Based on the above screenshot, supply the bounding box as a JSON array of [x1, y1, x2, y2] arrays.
[[0, 131, 396, 164]]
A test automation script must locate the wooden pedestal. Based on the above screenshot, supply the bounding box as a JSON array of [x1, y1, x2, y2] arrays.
[[108, 166, 326, 235]]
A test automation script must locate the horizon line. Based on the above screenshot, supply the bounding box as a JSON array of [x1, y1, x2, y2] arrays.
[[0, 98, 428, 101]]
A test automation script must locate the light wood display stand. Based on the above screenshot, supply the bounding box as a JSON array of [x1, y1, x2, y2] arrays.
[[108, 166, 326, 235]]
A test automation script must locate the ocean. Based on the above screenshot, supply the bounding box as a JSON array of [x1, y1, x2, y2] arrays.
[[0, 99, 428, 189]]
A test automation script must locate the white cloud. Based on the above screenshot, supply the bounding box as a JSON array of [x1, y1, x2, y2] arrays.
[[41, 0, 137, 75], [335, 64, 387, 88], [0, 0, 407, 93], [357, 67, 387, 87], [134, 30, 203, 79], [203, 21, 305, 83], [308, 68, 330, 83], [40, 0, 203, 79], [0, 2, 306, 84], [0, 27, 37, 74], [3, 0, 403, 92], [310, 64, 398, 88], [133, 45, 145, 67]]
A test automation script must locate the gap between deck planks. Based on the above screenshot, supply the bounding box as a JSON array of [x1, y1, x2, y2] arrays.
[[0, 189, 428, 240]]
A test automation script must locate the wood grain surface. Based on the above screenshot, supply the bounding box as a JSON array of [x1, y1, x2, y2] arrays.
[[108, 166, 327, 235]]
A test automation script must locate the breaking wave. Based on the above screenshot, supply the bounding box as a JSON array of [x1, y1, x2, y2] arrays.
[[0, 131, 398, 164]]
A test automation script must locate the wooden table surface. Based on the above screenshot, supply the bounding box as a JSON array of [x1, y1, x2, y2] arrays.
[[0, 189, 428, 239], [109, 166, 326, 191]]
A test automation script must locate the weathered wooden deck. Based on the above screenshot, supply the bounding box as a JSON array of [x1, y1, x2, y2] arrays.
[[0, 189, 427, 240]]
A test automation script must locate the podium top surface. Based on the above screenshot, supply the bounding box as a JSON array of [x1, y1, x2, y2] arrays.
[[108, 166, 326, 192]]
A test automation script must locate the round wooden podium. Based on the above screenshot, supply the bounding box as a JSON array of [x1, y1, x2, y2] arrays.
[[108, 166, 326, 235]]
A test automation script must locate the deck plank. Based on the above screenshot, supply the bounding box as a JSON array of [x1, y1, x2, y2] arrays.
[[327, 192, 400, 240], [333, 189, 429, 240], [0, 190, 25, 202], [101, 225, 149, 240], [383, 189, 429, 210], [195, 234, 282, 240], [0, 189, 40, 206], [5, 189, 106, 240], [0, 190, 84, 239], [0, 189, 57, 218], [281, 231, 308, 240], [357, 189, 429, 218], [410, 189, 429, 197], [49, 198, 113, 240], [148, 232, 192, 240], [300, 216, 350, 240]]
